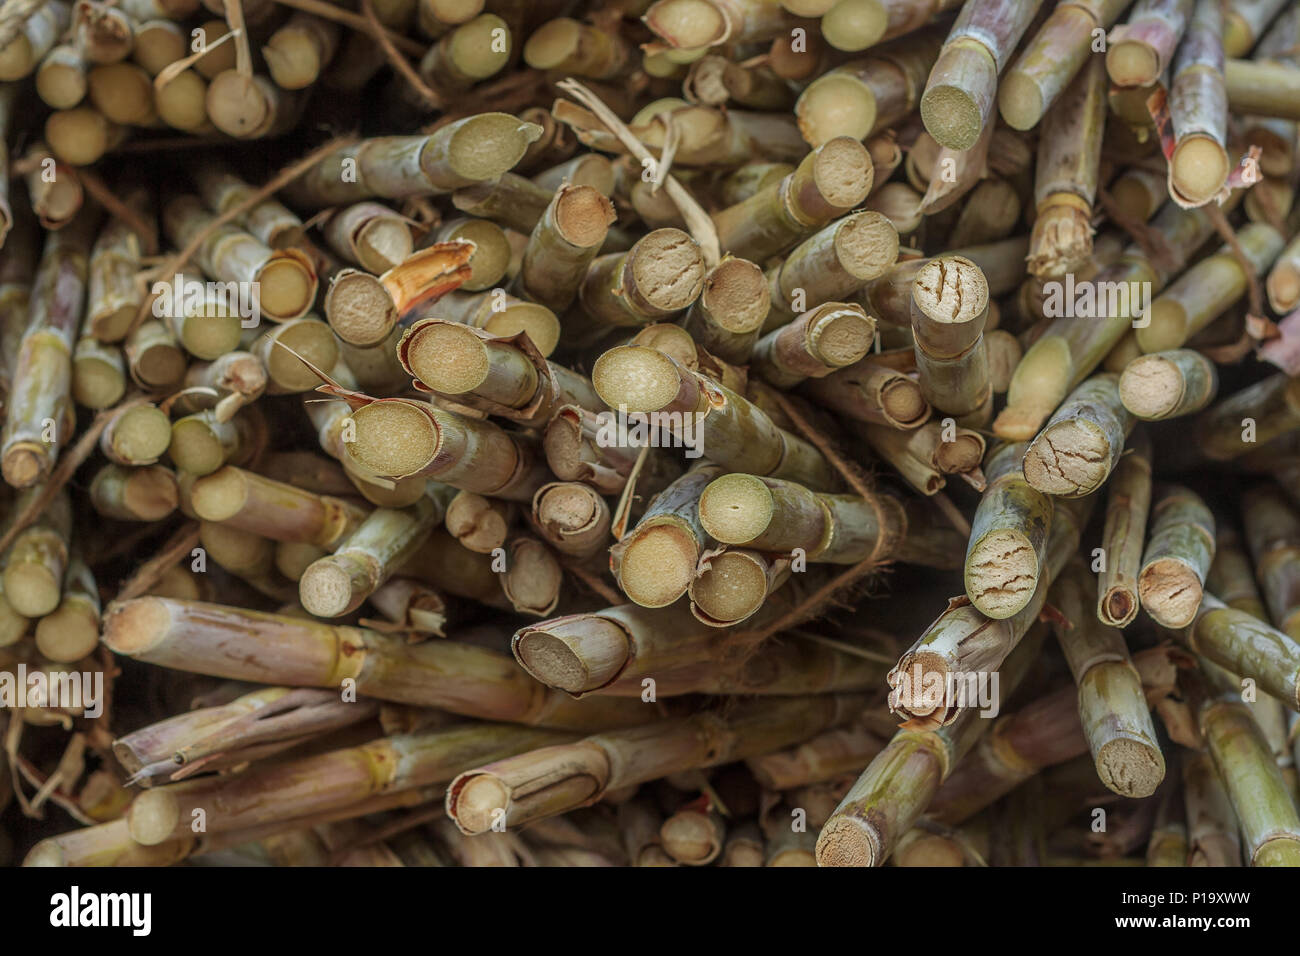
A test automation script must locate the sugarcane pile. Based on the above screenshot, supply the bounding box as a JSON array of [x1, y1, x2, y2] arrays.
[[0, 0, 1297, 869]]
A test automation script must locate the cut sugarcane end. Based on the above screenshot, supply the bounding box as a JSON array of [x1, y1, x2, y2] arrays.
[[966, 529, 1039, 619], [1119, 353, 1185, 420], [1170, 135, 1230, 207], [1138, 558, 1203, 628], [821, 0, 887, 52], [129, 790, 181, 846], [796, 74, 875, 147], [1106, 41, 1159, 88], [997, 70, 1043, 132], [698, 474, 775, 545], [515, 618, 627, 693], [1023, 419, 1111, 496], [355, 218, 413, 275], [1097, 737, 1165, 798], [643, 0, 727, 50], [327, 271, 396, 347], [691, 550, 767, 623], [349, 402, 439, 479], [406, 321, 490, 395], [592, 345, 682, 412], [480, 303, 559, 357], [257, 258, 316, 322], [618, 524, 698, 608]]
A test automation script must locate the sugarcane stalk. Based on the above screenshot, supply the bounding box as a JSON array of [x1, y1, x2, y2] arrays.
[[609, 464, 723, 607], [70, 336, 123, 409], [821, 0, 963, 51], [252, 318, 341, 394], [190, 465, 367, 549], [746, 719, 886, 790], [697, 472, 902, 564], [996, 197, 1230, 441], [1138, 484, 1215, 628], [1118, 349, 1218, 420], [1022, 373, 1134, 498], [1183, 747, 1243, 865], [98, 405, 169, 470], [1107, 0, 1194, 87], [435, 218, 509, 292], [197, 521, 295, 601], [152, 271, 245, 361], [764, 210, 900, 331], [687, 547, 791, 626], [1208, 522, 1270, 623], [299, 497, 442, 617], [193, 163, 305, 249], [430, 289, 561, 358], [519, 184, 615, 312], [752, 302, 875, 388], [1025, 56, 1105, 277], [571, 228, 707, 343], [1093, 430, 1152, 627], [89, 462, 178, 521], [817, 625, 1046, 865], [1201, 694, 1300, 865], [800, 358, 930, 429], [891, 496, 1091, 727], [342, 393, 550, 501], [1162, 0, 1228, 207], [126, 721, 570, 846], [1243, 485, 1300, 640], [102, 597, 651, 730], [1139, 223, 1284, 352], [34, 555, 99, 662], [678, 256, 770, 364], [1051, 560, 1166, 796], [0, 211, 93, 487], [0, 0, 67, 80], [919, 0, 1045, 151], [163, 196, 317, 323], [262, 12, 339, 90], [323, 202, 413, 276], [446, 694, 866, 832], [908, 253, 991, 425], [284, 117, 544, 207], [592, 345, 838, 489], [999, 0, 1129, 130], [964, 443, 1053, 623], [711, 137, 874, 263], [444, 490, 514, 554], [531, 481, 610, 560], [86, 213, 144, 342], [521, 15, 626, 77], [2, 487, 70, 616], [863, 419, 985, 495], [1195, 373, 1300, 461], [36, 42, 85, 108], [794, 30, 943, 146]]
